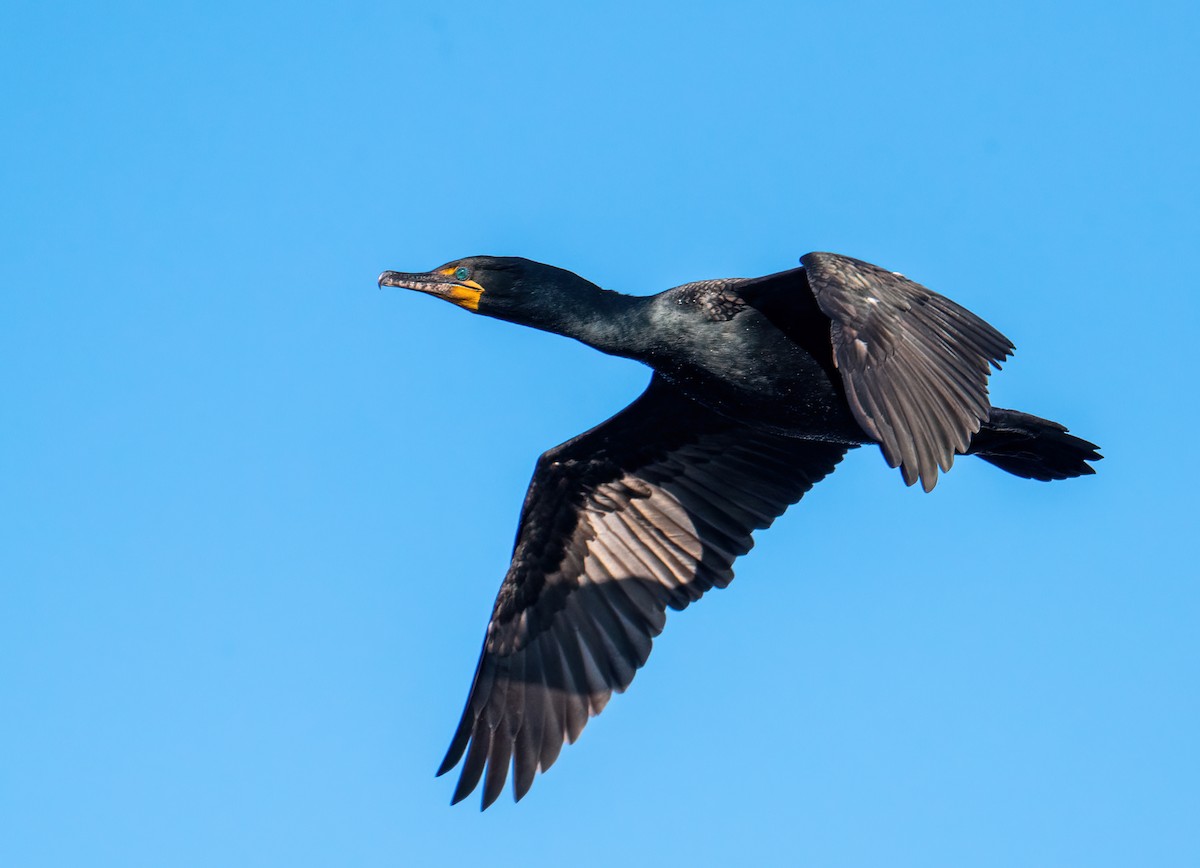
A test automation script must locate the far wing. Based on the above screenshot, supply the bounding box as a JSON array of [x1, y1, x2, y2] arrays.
[[439, 374, 849, 808], [802, 252, 1014, 491]]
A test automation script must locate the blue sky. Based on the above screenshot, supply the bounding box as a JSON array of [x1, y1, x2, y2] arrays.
[[3, 1, 1198, 865]]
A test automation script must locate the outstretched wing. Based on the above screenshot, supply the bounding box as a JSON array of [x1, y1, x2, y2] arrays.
[[439, 375, 849, 808], [802, 252, 1014, 492]]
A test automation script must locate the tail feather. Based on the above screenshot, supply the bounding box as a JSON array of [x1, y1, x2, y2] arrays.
[[969, 408, 1101, 481]]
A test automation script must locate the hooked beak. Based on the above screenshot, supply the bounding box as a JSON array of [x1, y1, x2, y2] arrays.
[[377, 269, 483, 312]]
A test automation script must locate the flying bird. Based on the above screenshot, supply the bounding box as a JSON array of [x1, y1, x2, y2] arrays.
[[378, 252, 1101, 809]]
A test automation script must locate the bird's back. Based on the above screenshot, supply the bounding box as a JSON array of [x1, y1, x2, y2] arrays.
[[643, 274, 863, 442]]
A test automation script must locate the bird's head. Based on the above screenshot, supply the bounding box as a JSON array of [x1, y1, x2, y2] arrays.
[[378, 255, 600, 329]]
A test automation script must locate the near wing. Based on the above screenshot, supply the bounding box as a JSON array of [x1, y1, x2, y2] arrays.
[[439, 374, 849, 808], [801, 252, 1014, 492]]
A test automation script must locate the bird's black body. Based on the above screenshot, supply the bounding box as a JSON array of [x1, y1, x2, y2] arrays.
[[641, 270, 861, 440], [378, 252, 1101, 809]]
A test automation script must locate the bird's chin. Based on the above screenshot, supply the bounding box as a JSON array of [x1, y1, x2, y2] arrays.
[[439, 284, 483, 312]]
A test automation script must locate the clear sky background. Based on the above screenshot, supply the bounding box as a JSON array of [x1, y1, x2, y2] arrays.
[[3, 2, 1198, 866]]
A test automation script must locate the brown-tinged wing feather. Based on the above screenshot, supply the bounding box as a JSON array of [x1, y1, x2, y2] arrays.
[[802, 252, 1014, 492], [439, 374, 848, 808]]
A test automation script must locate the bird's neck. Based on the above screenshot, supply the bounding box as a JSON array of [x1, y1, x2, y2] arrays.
[[531, 288, 660, 362]]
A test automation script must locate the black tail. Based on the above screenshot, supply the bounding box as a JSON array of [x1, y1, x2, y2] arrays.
[[968, 408, 1102, 481]]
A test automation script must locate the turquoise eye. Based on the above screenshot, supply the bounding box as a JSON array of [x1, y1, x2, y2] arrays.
[[454, 266, 470, 281]]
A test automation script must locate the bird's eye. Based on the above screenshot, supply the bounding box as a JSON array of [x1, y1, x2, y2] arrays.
[[454, 266, 470, 281]]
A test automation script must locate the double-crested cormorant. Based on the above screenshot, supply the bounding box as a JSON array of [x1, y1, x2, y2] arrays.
[[378, 252, 1101, 809]]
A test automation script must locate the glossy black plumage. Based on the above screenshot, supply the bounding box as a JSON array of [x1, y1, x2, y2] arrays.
[[377, 252, 1101, 809]]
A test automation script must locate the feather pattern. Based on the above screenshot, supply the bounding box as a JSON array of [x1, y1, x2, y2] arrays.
[[802, 252, 1014, 491], [438, 375, 848, 807]]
